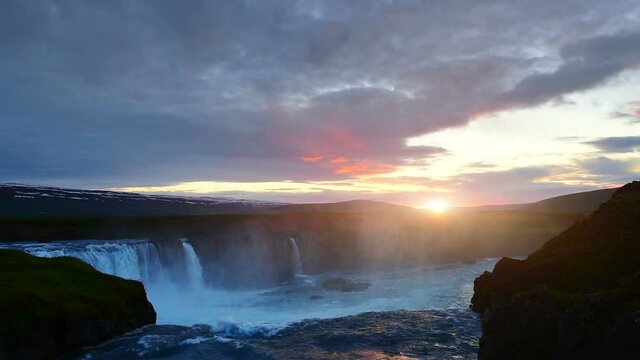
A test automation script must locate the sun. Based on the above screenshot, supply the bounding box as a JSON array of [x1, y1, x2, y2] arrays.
[[426, 200, 448, 213]]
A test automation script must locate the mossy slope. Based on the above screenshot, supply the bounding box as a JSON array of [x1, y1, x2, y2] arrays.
[[0, 249, 156, 360], [471, 181, 640, 359]]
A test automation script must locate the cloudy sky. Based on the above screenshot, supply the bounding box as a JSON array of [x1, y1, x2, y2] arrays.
[[1, 0, 640, 207]]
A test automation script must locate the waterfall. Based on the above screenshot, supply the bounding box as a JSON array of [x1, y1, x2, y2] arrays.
[[180, 239, 205, 290], [2, 240, 164, 283], [1, 239, 210, 291], [289, 237, 303, 276]]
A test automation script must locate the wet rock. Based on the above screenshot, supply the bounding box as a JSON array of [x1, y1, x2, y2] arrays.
[[321, 277, 370, 292]]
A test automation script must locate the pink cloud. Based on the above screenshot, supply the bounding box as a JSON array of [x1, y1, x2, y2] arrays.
[[330, 156, 349, 164], [302, 155, 323, 162], [334, 161, 396, 176]]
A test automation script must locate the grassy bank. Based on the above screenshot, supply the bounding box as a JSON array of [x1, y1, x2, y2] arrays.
[[0, 249, 156, 359]]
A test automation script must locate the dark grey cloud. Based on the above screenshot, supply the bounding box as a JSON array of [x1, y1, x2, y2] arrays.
[[577, 156, 638, 185], [609, 101, 640, 123], [579, 157, 630, 175], [497, 32, 640, 108], [1, 0, 639, 187], [586, 136, 640, 152]]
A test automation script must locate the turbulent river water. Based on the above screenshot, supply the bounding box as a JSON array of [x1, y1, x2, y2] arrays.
[[1, 240, 498, 359]]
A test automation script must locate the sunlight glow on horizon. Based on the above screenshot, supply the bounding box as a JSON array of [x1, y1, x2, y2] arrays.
[[424, 200, 449, 214], [108, 180, 451, 196]]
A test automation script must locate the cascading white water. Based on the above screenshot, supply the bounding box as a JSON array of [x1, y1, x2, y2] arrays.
[[1, 239, 209, 291], [138, 241, 165, 283], [180, 239, 205, 290], [289, 237, 303, 276], [2, 240, 164, 283]]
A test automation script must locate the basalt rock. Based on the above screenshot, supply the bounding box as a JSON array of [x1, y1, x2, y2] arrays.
[[471, 181, 640, 359], [0, 249, 156, 360]]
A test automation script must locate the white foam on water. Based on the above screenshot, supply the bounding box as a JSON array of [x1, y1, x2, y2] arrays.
[[136, 334, 163, 356], [180, 336, 213, 345]]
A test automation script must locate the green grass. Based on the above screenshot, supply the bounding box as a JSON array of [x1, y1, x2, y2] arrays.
[[0, 249, 154, 350]]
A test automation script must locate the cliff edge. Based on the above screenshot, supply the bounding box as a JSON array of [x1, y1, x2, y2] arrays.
[[0, 250, 156, 360], [471, 181, 640, 359]]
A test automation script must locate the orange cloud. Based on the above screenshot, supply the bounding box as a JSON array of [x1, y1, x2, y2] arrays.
[[334, 161, 395, 176], [302, 155, 323, 162], [330, 156, 349, 164]]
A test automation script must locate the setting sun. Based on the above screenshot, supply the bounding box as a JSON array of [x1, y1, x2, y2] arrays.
[[426, 200, 448, 213]]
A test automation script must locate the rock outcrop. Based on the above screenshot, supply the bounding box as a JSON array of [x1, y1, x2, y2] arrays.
[[471, 181, 640, 359], [0, 249, 156, 360]]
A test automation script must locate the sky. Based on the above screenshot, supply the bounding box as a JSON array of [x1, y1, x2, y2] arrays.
[[1, 0, 640, 207]]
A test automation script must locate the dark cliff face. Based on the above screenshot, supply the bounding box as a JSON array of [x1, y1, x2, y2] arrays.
[[471, 181, 640, 359], [0, 250, 156, 360]]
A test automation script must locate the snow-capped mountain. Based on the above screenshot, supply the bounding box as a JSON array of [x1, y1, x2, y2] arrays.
[[0, 183, 287, 217]]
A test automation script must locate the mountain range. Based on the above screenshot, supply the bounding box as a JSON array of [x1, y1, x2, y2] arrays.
[[0, 183, 285, 217], [0, 183, 618, 218]]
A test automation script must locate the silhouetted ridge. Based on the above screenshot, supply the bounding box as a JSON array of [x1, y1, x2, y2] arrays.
[[471, 181, 640, 359], [457, 187, 617, 214], [519, 187, 616, 214]]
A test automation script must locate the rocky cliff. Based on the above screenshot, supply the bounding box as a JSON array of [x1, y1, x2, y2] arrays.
[[471, 181, 640, 359], [0, 250, 156, 360]]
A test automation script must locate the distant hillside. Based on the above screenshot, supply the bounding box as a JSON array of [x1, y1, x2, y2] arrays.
[[267, 199, 417, 214], [458, 188, 617, 215], [454, 203, 527, 213], [0, 183, 285, 217], [471, 181, 640, 359], [519, 187, 617, 214]]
